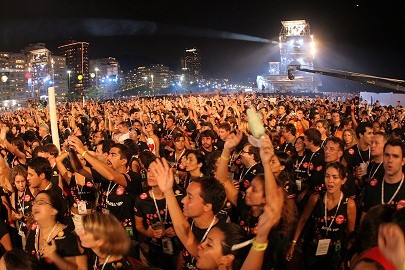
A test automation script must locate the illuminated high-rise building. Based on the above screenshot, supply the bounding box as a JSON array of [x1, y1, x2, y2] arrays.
[[0, 52, 27, 101], [58, 40, 89, 93], [181, 48, 202, 83], [23, 43, 67, 99]]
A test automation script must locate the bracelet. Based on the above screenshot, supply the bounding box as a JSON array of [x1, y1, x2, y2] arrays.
[[291, 240, 297, 246], [81, 150, 87, 157], [252, 238, 268, 251], [220, 155, 230, 161], [399, 263, 405, 270]]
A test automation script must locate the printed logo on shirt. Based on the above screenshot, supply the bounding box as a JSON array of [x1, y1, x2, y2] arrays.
[[316, 165, 323, 171], [370, 179, 378, 187], [140, 193, 148, 200], [335, 215, 345, 225], [24, 195, 31, 202], [397, 200, 405, 210], [116, 185, 125, 196], [349, 149, 355, 155]]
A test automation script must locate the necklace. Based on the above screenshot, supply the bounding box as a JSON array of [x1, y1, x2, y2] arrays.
[[357, 145, 370, 163], [34, 222, 59, 259], [381, 174, 405, 204], [94, 255, 111, 270]]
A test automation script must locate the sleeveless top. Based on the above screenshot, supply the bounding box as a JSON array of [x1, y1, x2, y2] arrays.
[[308, 192, 349, 254]]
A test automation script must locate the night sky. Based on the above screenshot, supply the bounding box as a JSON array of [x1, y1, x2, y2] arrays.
[[1, 0, 404, 90]]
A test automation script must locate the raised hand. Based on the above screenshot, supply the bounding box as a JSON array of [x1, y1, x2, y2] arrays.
[[256, 204, 281, 241], [150, 158, 174, 194], [378, 223, 405, 269], [224, 130, 243, 150], [259, 134, 275, 165]]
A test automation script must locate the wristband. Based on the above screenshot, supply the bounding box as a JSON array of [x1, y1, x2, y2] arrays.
[[398, 263, 405, 270], [220, 155, 230, 161], [81, 150, 87, 157], [252, 238, 268, 251], [291, 240, 297, 246]]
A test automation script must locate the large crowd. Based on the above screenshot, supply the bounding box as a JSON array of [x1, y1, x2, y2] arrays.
[[0, 93, 404, 270]]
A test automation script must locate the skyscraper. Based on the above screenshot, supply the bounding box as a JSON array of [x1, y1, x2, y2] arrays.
[[0, 52, 27, 101], [58, 40, 89, 93], [181, 48, 202, 83]]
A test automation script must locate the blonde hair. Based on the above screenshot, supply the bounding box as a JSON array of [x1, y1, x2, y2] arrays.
[[343, 128, 357, 148], [82, 212, 131, 256], [10, 165, 28, 187]]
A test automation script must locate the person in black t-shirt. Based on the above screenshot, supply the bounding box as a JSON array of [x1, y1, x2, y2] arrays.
[[69, 137, 143, 257], [342, 122, 373, 181], [362, 139, 405, 218]]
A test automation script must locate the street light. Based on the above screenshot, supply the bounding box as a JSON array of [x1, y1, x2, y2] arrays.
[[95, 68, 99, 87], [67, 70, 71, 91]]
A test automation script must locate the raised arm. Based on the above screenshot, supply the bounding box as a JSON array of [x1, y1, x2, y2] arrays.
[[150, 158, 199, 257], [69, 136, 128, 187], [55, 151, 73, 183], [215, 131, 243, 205]]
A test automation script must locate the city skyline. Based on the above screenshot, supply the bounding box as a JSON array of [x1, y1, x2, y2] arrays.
[[0, 0, 404, 88]]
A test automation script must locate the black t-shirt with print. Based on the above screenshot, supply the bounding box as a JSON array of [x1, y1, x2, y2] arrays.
[[86, 249, 132, 270], [182, 217, 227, 270], [25, 225, 82, 270], [343, 145, 371, 174], [236, 163, 264, 193], [67, 175, 97, 210], [134, 189, 183, 253], [92, 169, 143, 235], [362, 177, 405, 213]]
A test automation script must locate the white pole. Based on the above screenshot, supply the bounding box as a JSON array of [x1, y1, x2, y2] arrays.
[[82, 95, 85, 107], [47, 87, 60, 151]]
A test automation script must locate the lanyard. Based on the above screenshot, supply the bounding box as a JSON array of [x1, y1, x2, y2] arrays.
[[357, 146, 370, 163], [94, 255, 111, 270], [191, 216, 216, 264], [34, 222, 59, 259], [295, 154, 307, 172], [105, 182, 117, 204], [368, 162, 382, 182], [239, 163, 257, 181], [324, 192, 343, 236], [151, 190, 168, 224], [307, 148, 320, 176], [381, 174, 405, 204], [17, 188, 27, 216], [175, 149, 186, 168], [76, 177, 85, 200]]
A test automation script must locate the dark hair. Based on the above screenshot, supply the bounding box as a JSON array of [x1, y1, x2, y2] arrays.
[[181, 107, 189, 117], [245, 144, 261, 162], [37, 190, 65, 223], [284, 123, 297, 136], [204, 150, 222, 177], [304, 128, 322, 147], [218, 122, 231, 132], [392, 207, 405, 234], [325, 137, 345, 152], [2, 249, 40, 270], [111, 143, 131, 167], [355, 122, 373, 139], [216, 223, 250, 270], [383, 138, 405, 158], [123, 139, 140, 157], [139, 151, 157, 169], [173, 133, 185, 142], [325, 162, 348, 180], [193, 177, 226, 215], [99, 139, 115, 154], [44, 143, 59, 158], [10, 137, 25, 153], [27, 157, 52, 180], [353, 204, 395, 254], [23, 130, 38, 143], [185, 150, 205, 172], [200, 129, 216, 140]]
